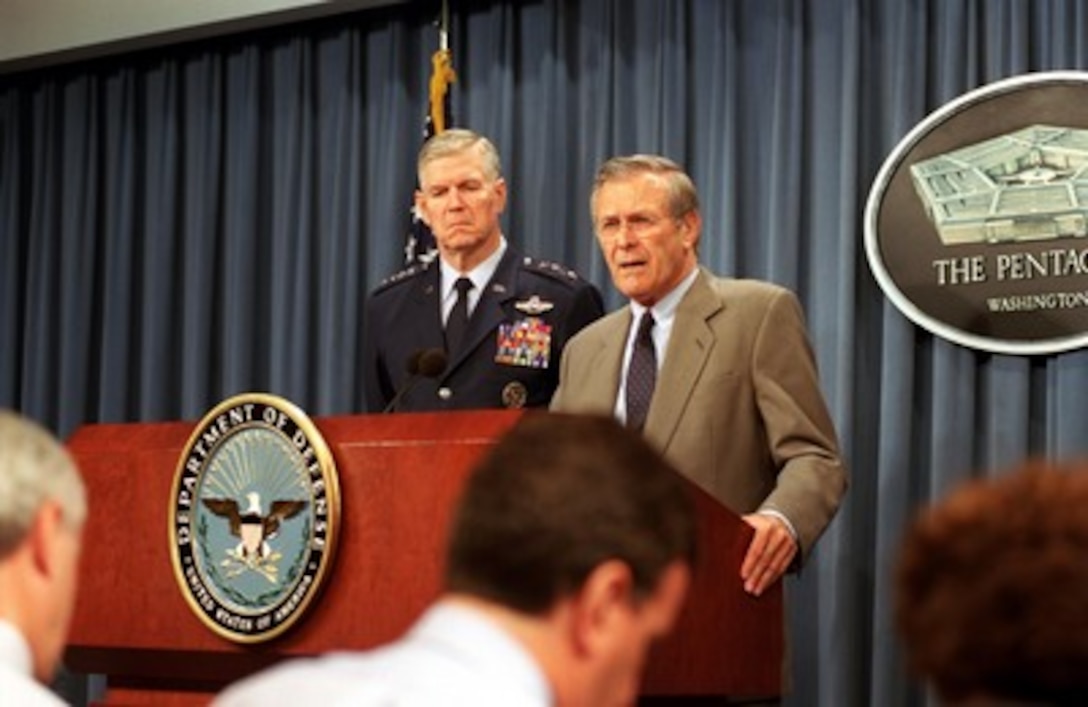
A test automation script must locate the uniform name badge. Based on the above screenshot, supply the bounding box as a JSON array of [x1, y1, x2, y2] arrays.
[[495, 317, 552, 369]]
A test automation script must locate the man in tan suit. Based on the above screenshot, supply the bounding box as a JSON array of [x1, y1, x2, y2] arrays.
[[552, 154, 846, 602]]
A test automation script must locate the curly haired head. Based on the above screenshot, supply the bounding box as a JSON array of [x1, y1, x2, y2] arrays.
[[895, 460, 1088, 705]]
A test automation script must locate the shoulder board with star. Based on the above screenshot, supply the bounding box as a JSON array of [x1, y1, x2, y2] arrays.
[[520, 256, 588, 287], [373, 261, 432, 293]]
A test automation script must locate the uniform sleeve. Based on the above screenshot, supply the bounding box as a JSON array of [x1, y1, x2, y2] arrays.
[[361, 293, 393, 413], [561, 282, 605, 343]]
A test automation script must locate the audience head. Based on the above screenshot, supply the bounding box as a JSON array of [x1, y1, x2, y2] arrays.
[[589, 154, 702, 307], [445, 411, 696, 706], [896, 460, 1088, 706], [0, 409, 87, 683]]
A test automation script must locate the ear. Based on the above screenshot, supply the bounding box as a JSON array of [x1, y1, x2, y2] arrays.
[[493, 177, 508, 213], [414, 190, 432, 227], [29, 502, 64, 579], [680, 210, 701, 250], [646, 561, 693, 636], [569, 560, 635, 658]]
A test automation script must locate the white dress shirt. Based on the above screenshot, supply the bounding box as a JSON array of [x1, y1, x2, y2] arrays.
[[213, 600, 552, 707], [0, 620, 67, 706], [440, 238, 507, 324]]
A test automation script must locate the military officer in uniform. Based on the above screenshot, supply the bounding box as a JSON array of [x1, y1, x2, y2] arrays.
[[362, 129, 603, 412]]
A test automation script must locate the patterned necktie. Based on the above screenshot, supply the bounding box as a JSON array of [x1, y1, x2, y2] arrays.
[[445, 277, 474, 353], [625, 312, 656, 431]]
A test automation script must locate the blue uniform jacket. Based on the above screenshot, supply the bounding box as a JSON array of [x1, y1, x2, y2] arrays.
[[363, 248, 604, 412]]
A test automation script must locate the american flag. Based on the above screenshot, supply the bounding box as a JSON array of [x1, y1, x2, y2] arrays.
[[404, 46, 456, 266]]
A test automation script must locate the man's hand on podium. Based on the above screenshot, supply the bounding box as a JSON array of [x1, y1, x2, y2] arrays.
[[740, 513, 798, 597]]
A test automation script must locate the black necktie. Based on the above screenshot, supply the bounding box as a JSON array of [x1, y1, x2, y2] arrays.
[[625, 312, 656, 431], [445, 277, 473, 353]]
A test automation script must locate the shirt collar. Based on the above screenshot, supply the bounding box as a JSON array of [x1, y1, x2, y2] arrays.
[[629, 265, 699, 324], [411, 600, 552, 706], [0, 620, 33, 678], [440, 236, 507, 301]]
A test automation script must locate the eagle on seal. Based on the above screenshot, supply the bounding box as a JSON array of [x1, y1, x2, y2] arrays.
[[203, 491, 307, 560]]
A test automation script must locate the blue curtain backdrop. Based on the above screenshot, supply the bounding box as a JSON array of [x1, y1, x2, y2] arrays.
[[3, 1, 1088, 705]]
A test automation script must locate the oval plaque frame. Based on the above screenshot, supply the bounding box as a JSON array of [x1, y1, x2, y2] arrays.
[[168, 393, 341, 644], [865, 71, 1088, 355]]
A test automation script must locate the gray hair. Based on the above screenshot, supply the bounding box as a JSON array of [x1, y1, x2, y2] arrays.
[[417, 128, 503, 182], [590, 154, 701, 222], [0, 410, 86, 559]]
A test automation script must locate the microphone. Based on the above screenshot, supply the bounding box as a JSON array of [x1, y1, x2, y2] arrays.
[[382, 348, 448, 413], [416, 348, 449, 378], [405, 350, 425, 377]]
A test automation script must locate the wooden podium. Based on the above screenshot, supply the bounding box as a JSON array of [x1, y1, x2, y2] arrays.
[[64, 409, 782, 705]]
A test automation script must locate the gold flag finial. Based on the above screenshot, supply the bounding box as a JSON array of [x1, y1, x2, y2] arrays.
[[428, 48, 456, 135]]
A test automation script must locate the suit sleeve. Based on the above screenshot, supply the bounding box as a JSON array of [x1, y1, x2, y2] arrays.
[[751, 289, 847, 560]]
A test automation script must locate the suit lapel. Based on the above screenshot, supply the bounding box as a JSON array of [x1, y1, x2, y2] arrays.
[[586, 309, 631, 409], [645, 269, 722, 454]]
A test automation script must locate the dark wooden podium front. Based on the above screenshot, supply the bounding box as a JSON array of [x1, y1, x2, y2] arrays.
[[64, 410, 781, 705]]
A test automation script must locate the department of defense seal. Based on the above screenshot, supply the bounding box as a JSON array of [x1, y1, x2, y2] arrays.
[[169, 393, 341, 643]]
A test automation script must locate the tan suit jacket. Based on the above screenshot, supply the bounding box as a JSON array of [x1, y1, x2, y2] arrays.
[[552, 268, 846, 560]]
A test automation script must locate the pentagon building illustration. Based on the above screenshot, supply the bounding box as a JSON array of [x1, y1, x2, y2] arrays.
[[910, 125, 1088, 245]]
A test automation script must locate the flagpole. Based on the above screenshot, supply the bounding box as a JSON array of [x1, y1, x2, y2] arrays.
[[408, 0, 454, 264], [428, 0, 455, 136], [439, 0, 450, 51]]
